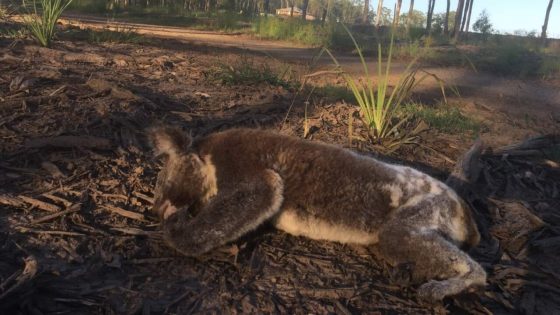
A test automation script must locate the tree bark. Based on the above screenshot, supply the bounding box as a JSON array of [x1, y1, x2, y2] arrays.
[[464, 0, 474, 37], [393, 0, 402, 26], [541, 0, 554, 42], [290, 0, 294, 17], [363, 0, 370, 24], [444, 0, 450, 35], [460, 0, 470, 32], [375, 0, 384, 27], [453, 0, 465, 40], [426, 0, 435, 34], [406, 0, 414, 31], [301, 0, 309, 20]]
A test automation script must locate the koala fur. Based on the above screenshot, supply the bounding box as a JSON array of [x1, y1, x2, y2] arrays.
[[148, 127, 486, 301]]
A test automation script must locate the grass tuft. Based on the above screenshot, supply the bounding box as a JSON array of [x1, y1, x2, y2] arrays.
[[325, 25, 448, 150], [23, 0, 73, 47], [206, 57, 293, 88], [401, 103, 483, 134]]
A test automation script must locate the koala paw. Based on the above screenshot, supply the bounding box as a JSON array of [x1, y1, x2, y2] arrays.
[[417, 280, 448, 302]]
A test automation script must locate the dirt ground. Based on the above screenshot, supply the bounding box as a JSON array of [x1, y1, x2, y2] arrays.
[[1, 24, 560, 314]]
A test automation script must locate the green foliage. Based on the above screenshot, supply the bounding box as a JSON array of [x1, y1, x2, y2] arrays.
[[206, 57, 293, 88], [476, 41, 560, 78], [88, 26, 144, 44], [431, 11, 455, 34], [0, 25, 28, 39], [0, 5, 8, 20], [400, 10, 426, 28], [23, 0, 73, 47], [314, 85, 355, 102], [252, 17, 327, 46], [68, 0, 107, 13], [473, 9, 493, 39], [401, 103, 482, 134]]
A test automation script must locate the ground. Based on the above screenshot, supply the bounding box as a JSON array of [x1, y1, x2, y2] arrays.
[[1, 20, 560, 314]]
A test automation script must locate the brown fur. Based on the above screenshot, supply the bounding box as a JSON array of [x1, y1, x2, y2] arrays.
[[148, 127, 486, 301]]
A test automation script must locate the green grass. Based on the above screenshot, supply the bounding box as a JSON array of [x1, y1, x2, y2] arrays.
[[401, 103, 483, 134], [0, 23, 28, 39], [0, 6, 8, 20], [252, 17, 327, 46], [313, 85, 355, 103], [23, 0, 73, 47], [205, 58, 293, 88]]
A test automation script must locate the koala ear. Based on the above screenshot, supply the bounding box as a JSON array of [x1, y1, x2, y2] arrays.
[[148, 126, 192, 159]]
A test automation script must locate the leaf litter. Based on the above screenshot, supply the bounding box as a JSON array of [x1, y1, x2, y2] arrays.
[[1, 31, 560, 314]]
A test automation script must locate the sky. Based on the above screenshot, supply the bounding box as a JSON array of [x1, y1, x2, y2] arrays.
[[380, 0, 559, 38]]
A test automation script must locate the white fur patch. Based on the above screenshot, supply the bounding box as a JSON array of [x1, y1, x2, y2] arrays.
[[200, 155, 218, 204], [382, 183, 403, 207], [274, 209, 379, 245]]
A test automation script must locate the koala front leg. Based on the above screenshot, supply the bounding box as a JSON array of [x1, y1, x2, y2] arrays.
[[161, 170, 284, 257]]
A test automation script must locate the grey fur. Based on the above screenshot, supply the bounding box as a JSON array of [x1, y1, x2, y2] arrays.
[[148, 127, 486, 301]]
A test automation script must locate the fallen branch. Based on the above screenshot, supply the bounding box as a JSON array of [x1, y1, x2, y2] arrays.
[[446, 138, 483, 193], [15, 227, 85, 236], [25, 136, 113, 150], [111, 227, 157, 236]]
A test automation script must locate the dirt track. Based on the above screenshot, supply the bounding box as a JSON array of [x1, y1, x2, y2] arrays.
[[59, 13, 560, 122]]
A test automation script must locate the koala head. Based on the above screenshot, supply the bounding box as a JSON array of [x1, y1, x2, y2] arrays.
[[148, 127, 209, 219]]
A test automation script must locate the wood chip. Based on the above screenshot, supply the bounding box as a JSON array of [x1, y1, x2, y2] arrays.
[[111, 227, 156, 236], [0, 194, 26, 208], [102, 205, 146, 221], [18, 195, 61, 212], [30, 203, 81, 225]]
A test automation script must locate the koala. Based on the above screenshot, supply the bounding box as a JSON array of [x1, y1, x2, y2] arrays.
[[148, 126, 486, 302]]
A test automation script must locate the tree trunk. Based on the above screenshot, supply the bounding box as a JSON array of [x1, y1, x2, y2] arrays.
[[363, 0, 370, 24], [263, 0, 269, 14], [541, 0, 554, 43], [290, 0, 294, 17], [444, 0, 450, 35], [464, 0, 474, 38], [426, 0, 435, 34], [460, 0, 470, 32], [406, 0, 414, 31], [375, 0, 383, 27], [453, 0, 465, 40], [393, 0, 402, 26], [301, 0, 309, 20]]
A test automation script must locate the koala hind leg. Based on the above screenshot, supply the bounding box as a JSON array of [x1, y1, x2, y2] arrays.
[[162, 170, 284, 257], [378, 199, 486, 301]]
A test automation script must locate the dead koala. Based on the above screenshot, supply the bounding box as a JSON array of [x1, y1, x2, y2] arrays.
[[148, 127, 486, 301]]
